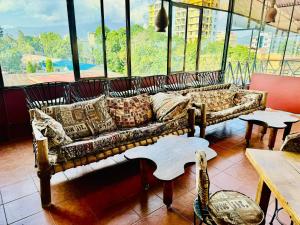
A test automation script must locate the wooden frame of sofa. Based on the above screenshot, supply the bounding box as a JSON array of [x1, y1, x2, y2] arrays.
[[33, 108, 195, 208], [196, 90, 268, 138]]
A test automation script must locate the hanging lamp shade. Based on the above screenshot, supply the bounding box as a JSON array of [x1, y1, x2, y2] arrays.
[[265, 0, 277, 23], [155, 1, 168, 32]]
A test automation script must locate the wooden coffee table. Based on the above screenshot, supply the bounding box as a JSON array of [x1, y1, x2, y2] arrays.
[[124, 135, 217, 208], [239, 110, 299, 150]]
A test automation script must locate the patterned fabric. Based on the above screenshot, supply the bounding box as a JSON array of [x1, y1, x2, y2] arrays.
[[187, 90, 235, 112], [31, 109, 73, 149], [43, 96, 116, 139], [50, 117, 189, 163], [151, 92, 191, 121], [280, 132, 300, 152], [196, 151, 210, 210], [233, 91, 261, 106], [208, 190, 264, 225], [107, 94, 153, 128], [206, 100, 260, 121]]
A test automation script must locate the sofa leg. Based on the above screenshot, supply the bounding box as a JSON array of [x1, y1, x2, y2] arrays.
[[38, 170, 52, 208], [188, 108, 195, 137], [200, 126, 206, 138]]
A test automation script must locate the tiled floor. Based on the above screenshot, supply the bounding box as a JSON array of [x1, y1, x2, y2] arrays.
[[0, 118, 299, 225]]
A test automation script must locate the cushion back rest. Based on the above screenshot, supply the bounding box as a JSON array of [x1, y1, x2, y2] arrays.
[[196, 151, 210, 210]]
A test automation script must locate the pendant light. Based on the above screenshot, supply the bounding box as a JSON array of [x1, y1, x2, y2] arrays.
[[265, 0, 277, 23], [155, 0, 168, 32]]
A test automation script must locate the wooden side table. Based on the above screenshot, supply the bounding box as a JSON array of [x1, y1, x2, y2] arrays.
[[124, 135, 217, 208], [239, 111, 299, 150]]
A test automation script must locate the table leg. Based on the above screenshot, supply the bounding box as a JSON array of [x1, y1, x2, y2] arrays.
[[245, 122, 253, 147], [163, 180, 173, 209], [268, 128, 278, 150], [256, 178, 271, 225], [140, 159, 149, 190], [260, 125, 268, 140], [283, 123, 292, 140]]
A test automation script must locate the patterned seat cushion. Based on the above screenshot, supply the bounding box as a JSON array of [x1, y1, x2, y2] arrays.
[[208, 190, 264, 225], [50, 117, 189, 163], [280, 132, 300, 152], [187, 90, 235, 112], [43, 95, 116, 139], [107, 94, 153, 128], [31, 109, 73, 149], [151, 92, 191, 121]]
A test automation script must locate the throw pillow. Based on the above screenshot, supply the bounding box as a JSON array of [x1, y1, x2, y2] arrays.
[[43, 95, 116, 139], [107, 94, 153, 128], [31, 109, 73, 149], [151, 92, 191, 121], [186, 90, 235, 112]]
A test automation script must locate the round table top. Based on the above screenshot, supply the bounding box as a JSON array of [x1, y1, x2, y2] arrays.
[[124, 135, 217, 181], [239, 110, 299, 128]]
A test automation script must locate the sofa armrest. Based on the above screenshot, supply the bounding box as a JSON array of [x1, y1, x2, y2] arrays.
[[32, 124, 50, 170], [243, 90, 268, 109]]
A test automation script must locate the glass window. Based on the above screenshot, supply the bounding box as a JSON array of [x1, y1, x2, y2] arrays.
[[74, 0, 105, 78], [0, 0, 73, 86], [130, 0, 168, 76], [198, 9, 228, 71], [103, 0, 127, 77]]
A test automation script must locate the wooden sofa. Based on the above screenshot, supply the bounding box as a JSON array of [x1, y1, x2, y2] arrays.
[[25, 71, 266, 207]]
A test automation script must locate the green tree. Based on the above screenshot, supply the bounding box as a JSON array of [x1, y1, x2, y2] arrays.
[[26, 61, 36, 73], [0, 26, 3, 38], [45, 58, 54, 72]]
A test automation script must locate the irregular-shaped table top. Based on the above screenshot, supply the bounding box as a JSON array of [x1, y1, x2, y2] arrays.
[[124, 135, 217, 181], [240, 110, 299, 128]]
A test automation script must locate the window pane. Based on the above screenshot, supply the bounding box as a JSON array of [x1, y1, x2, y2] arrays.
[[130, 0, 168, 76], [74, 0, 105, 78], [0, 0, 73, 86], [103, 0, 127, 77], [199, 9, 228, 71], [171, 6, 187, 72]]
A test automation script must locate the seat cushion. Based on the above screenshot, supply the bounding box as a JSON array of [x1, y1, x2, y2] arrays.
[[107, 94, 153, 128], [43, 95, 116, 139], [151, 92, 191, 121], [280, 132, 300, 152], [208, 190, 264, 225], [50, 117, 189, 163], [187, 90, 235, 112]]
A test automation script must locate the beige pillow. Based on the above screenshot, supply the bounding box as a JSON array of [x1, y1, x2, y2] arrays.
[[187, 90, 235, 112], [151, 92, 191, 121], [107, 94, 153, 128], [43, 95, 116, 139], [31, 109, 73, 149]]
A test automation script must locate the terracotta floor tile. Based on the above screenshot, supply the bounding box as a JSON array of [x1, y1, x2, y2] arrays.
[[207, 155, 235, 171], [132, 207, 191, 225], [211, 172, 243, 191], [4, 193, 43, 224], [49, 198, 98, 225], [63, 165, 94, 180], [171, 192, 196, 222], [1, 178, 37, 203], [0, 205, 7, 225], [11, 211, 54, 225]]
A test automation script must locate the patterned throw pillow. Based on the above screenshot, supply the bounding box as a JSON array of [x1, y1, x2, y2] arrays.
[[31, 109, 73, 149], [107, 94, 153, 128], [43, 96, 116, 139], [151, 92, 191, 121], [186, 90, 235, 112]]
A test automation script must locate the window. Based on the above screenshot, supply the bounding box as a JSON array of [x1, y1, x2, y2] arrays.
[[198, 9, 228, 71], [130, 0, 168, 76], [74, 0, 105, 78], [0, 0, 73, 86], [103, 0, 127, 77]]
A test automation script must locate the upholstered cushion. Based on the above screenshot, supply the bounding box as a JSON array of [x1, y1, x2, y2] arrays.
[[187, 90, 235, 112], [151, 92, 191, 121], [50, 117, 189, 163], [206, 100, 259, 121], [43, 96, 116, 139], [280, 132, 300, 152], [107, 94, 153, 128], [234, 91, 261, 106], [208, 190, 264, 225], [31, 109, 73, 149]]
